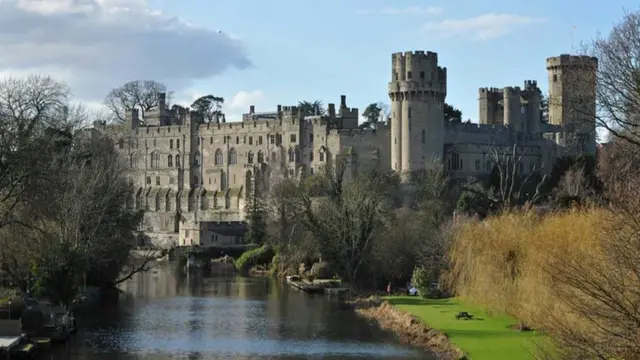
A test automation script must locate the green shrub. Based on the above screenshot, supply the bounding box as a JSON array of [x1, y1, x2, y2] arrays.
[[411, 266, 434, 298], [235, 245, 275, 274], [309, 261, 332, 279]]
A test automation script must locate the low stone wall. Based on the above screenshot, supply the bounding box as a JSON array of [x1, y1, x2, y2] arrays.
[[348, 296, 466, 360]]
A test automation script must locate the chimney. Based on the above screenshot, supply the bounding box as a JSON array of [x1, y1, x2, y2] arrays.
[[340, 95, 347, 108], [328, 103, 335, 117], [277, 105, 282, 113], [128, 108, 140, 129], [249, 105, 255, 113]]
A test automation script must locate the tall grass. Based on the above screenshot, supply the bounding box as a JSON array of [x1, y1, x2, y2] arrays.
[[445, 208, 609, 329]]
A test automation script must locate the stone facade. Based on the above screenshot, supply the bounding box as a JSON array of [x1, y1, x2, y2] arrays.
[[91, 50, 597, 247]]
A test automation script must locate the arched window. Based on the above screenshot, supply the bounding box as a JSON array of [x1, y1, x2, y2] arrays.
[[449, 152, 462, 171], [319, 150, 325, 162], [257, 151, 264, 163], [229, 148, 237, 164], [214, 149, 223, 165], [247, 151, 254, 164], [176, 155, 181, 168], [150, 152, 160, 168], [194, 152, 200, 166], [168, 154, 173, 167], [288, 148, 295, 162], [130, 153, 138, 168]]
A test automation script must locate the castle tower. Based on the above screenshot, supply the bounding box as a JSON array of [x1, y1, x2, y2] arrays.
[[388, 51, 447, 181], [503, 87, 522, 131], [546, 54, 598, 156], [524, 80, 541, 133]]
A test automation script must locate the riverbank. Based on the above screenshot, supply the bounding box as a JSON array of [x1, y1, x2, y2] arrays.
[[392, 297, 543, 359], [348, 296, 465, 360]]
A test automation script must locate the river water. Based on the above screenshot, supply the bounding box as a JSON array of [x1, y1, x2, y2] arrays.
[[46, 264, 433, 359]]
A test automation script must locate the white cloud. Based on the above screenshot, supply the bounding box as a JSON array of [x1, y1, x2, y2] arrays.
[[423, 13, 545, 40], [228, 90, 264, 111], [0, 0, 251, 101], [357, 6, 443, 15]]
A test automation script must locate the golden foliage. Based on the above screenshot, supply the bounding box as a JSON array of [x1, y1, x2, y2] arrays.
[[445, 208, 640, 358]]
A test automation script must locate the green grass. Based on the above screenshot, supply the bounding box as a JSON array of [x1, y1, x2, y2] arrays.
[[383, 296, 545, 360]]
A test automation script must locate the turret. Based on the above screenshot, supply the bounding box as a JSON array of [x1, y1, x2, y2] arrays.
[[503, 87, 522, 130], [388, 50, 447, 182]]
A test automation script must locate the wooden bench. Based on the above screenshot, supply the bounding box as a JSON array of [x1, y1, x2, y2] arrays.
[[455, 311, 474, 320]]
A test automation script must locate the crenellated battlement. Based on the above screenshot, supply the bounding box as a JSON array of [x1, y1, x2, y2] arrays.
[[546, 54, 598, 69]]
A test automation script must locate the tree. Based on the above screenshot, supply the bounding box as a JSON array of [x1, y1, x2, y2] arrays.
[[244, 187, 267, 245], [572, 11, 640, 146], [362, 102, 390, 129], [0, 75, 153, 305], [191, 94, 224, 123], [462, 144, 547, 215], [104, 80, 170, 123], [298, 100, 325, 117], [444, 103, 462, 122], [539, 94, 549, 122]]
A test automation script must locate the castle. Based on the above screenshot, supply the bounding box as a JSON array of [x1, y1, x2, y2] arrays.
[[91, 50, 598, 248]]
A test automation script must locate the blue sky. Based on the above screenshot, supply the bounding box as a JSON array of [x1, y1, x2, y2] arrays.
[[148, 0, 638, 122]]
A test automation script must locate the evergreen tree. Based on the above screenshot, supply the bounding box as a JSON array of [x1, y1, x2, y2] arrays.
[[244, 185, 268, 245]]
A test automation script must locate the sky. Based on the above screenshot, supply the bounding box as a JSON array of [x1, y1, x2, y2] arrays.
[[0, 0, 638, 123]]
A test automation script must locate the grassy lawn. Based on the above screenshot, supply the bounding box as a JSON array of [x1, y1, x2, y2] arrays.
[[383, 296, 544, 360]]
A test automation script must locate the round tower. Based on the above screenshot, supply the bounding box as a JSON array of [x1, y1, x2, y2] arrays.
[[388, 51, 447, 182], [546, 54, 598, 155]]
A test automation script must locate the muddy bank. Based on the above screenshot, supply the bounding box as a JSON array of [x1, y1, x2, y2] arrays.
[[348, 296, 466, 360]]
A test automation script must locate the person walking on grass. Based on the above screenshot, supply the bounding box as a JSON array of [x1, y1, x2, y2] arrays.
[[386, 281, 391, 296]]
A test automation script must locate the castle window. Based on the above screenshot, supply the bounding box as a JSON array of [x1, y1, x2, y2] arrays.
[[421, 130, 425, 144], [420, 71, 425, 80], [150, 151, 160, 168], [288, 148, 296, 162], [244, 136, 247, 144], [118, 139, 124, 149], [276, 133, 282, 146], [258, 151, 264, 163], [394, 72, 398, 81], [290, 134, 297, 143], [210, 137, 213, 144], [229, 148, 237, 164], [223, 137, 226, 144], [236, 136, 240, 144], [130, 153, 137, 168], [271, 152, 277, 162], [259, 136, 263, 145], [248, 151, 254, 164], [270, 135, 275, 144], [194, 152, 200, 166], [214, 149, 223, 165], [146, 176, 151, 185], [319, 151, 325, 162], [176, 155, 181, 168], [408, 107, 412, 118], [197, 137, 200, 146], [449, 152, 462, 171], [170, 139, 173, 149], [176, 139, 180, 148], [310, 152, 313, 161], [475, 160, 480, 171], [168, 155, 173, 167], [407, 71, 412, 79], [249, 137, 253, 145], [156, 176, 160, 186], [553, 74, 558, 82], [309, 133, 313, 142], [153, 139, 156, 147]]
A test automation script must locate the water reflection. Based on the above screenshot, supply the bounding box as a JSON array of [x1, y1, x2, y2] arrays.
[[47, 264, 432, 359]]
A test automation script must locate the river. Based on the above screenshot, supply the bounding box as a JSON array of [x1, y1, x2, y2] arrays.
[[46, 264, 433, 359]]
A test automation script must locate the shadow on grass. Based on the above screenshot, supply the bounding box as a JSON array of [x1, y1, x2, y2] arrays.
[[385, 297, 456, 306], [445, 329, 524, 339]]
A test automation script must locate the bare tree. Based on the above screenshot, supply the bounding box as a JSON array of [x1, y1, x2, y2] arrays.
[[462, 144, 547, 213], [104, 80, 171, 122], [298, 159, 395, 287], [572, 11, 640, 146]]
